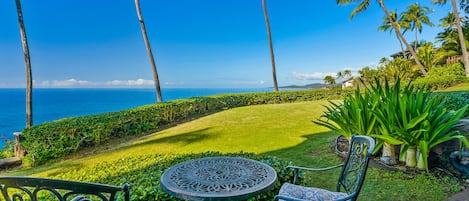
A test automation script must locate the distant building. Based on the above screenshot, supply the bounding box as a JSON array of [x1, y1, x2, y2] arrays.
[[446, 55, 464, 65], [390, 50, 412, 59], [342, 77, 354, 89]]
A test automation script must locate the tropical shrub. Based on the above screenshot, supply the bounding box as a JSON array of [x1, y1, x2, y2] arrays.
[[52, 152, 299, 201], [413, 63, 467, 90], [21, 89, 352, 166], [371, 79, 469, 171], [438, 91, 469, 117], [315, 77, 469, 172], [313, 86, 378, 140]]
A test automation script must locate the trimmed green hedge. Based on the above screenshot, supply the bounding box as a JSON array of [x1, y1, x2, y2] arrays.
[[21, 89, 351, 166], [53, 152, 300, 201]]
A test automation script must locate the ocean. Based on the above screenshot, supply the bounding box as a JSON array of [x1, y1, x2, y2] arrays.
[[0, 88, 271, 146]]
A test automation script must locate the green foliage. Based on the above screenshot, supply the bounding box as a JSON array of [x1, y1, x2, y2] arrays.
[[21, 90, 351, 166], [316, 77, 469, 172], [370, 79, 469, 171], [413, 63, 468, 90], [52, 152, 299, 201], [314, 86, 378, 140], [0, 140, 15, 159], [438, 91, 469, 116]]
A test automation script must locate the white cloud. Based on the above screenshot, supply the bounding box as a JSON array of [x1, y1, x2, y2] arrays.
[[106, 79, 154, 86], [37, 78, 91, 87], [35, 78, 156, 88], [291, 72, 334, 81]]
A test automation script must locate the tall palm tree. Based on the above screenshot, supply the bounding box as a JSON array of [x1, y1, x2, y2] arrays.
[[435, 12, 466, 63], [401, 3, 434, 52], [336, 71, 344, 80], [15, 0, 33, 128], [338, 0, 428, 76], [134, 0, 163, 102], [262, 0, 279, 92], [343, 69, 352, 79], [434, 0, 469, 77], [324, 75, 336, 86], [378, 11, 409, 59]]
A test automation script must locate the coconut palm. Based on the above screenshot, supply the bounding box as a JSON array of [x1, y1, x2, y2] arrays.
[[378, 10, 409, 59], [262, 0, 279, 92], [343, 69, 352, 79], [15, 0, 33, 128], [336, 71, 344, 80], [134, 0, 163, 102], [401, 3, 434, 52], [337, 0, 428, 76], [434, 0, 469, 77], [324, 75, 336, 86]]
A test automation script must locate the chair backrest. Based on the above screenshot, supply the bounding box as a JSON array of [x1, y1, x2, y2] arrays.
[[0, 176, 129, 201], [337, 135, 375, 198]]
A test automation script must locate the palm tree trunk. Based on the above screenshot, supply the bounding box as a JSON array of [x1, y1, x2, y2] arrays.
[[379, 0, 427, 76], [414, 27, 418, 52], [262, 0, 279, 92], [15, 0, 33, 128], [135, 0, 163, 102], [396, 32, 407, 59], [451, 0, 469, 77]]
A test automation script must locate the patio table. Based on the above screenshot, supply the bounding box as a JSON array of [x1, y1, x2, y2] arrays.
[[160, 156, 277, 201]]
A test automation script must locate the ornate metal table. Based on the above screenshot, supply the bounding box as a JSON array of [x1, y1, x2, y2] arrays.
[[160, 156, 278, 201]]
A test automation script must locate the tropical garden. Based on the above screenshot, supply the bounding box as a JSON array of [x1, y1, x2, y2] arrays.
[[4, 0, 469, 200]]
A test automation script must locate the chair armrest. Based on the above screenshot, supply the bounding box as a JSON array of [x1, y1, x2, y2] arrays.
[[287, 164, 343, 184]]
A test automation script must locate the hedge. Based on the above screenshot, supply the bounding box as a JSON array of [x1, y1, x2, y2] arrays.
[[21, 89, 351, 166], [52, 152, 300, 201]]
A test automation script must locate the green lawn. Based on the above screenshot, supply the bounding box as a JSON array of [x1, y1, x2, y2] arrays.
[[8, 101, 459, 200], [442, 82, 469, 91]]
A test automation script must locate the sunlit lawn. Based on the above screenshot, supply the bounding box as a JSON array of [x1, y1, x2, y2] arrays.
[[442, 81, 469, 91], [8, 100, 459, 200]]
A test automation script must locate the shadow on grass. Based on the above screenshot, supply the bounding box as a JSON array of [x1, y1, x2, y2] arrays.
[[263, 131, 339, 166], [116, 127, 219, 151]]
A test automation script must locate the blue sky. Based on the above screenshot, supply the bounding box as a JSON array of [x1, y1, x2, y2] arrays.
[[0, 0, 453, 88]]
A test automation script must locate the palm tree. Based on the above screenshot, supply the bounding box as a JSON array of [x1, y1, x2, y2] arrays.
[[262, 0, 279, 92], [434, 0, 469, 77], [434, 12, 466, 63], [338, 0, 428, 76], [378, 11, 409, 59], [134, 0, 163, 102], [343, 69, 352, 79], [324, 75, 336, 86], [401, 3, 434, 52], [336, 71, 344, 80], [15, 0, 33, 128]]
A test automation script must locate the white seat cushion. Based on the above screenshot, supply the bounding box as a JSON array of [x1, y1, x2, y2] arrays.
[[278, 183, 349, 201]]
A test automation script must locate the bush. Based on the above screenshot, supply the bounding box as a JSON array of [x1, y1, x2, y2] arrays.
[[413, 63, 468, 90], [53, 152, 299, 201], [21, 89, 351, 166], [434, 91, 469, 117]]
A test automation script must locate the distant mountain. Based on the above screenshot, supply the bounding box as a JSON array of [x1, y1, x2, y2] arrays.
[[279, 83, 328, 89]]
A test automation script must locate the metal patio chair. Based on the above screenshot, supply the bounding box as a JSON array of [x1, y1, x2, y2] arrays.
[[275, 135, 375, 201], [0, 176, 129, 201]]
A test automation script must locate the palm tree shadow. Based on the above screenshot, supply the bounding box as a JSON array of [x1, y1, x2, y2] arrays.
[[120, 127, 217, 150]]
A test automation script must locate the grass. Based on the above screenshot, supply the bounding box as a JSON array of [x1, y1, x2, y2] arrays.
[[6, 101, 460, 200]]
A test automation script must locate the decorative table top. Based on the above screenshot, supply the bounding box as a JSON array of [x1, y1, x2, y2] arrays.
[[160, 156, 278, 201]]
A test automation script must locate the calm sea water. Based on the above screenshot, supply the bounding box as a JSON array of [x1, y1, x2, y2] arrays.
[[0, 88, 271, 145]]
